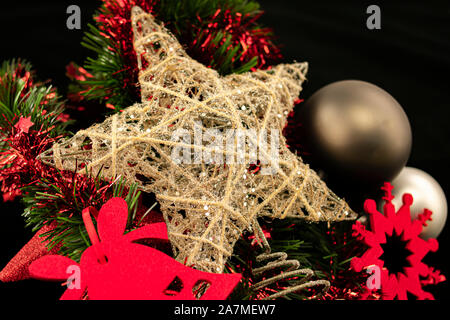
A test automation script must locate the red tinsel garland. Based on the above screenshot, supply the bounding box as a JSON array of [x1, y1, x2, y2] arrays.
[[88, 0, 281, 106], [319, 227, 380, 300], [94, 0, 158, 103], [0, 117, 61, 201], [188, 7, 282, 71]]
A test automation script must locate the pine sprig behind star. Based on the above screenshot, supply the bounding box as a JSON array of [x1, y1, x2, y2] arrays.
[[76, 23, 137, 111], [68, 0, 281, 112], [0, 59, 71, 201], [0, 59, 68, 137], [22, 172, 142, 263]]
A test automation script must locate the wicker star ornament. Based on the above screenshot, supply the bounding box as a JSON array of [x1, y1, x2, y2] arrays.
[[39, 7, 356, 273]]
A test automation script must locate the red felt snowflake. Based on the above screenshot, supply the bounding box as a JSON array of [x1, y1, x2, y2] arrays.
[[351, 182, 445, 300], [29, 198, 241, 300]]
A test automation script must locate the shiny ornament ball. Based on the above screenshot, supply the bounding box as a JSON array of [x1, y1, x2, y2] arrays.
[[299, 80, 412, 186], [390, 167, 447, 239]]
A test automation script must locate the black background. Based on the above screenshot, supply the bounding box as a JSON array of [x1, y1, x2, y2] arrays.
[[0, 0, 449, 301]]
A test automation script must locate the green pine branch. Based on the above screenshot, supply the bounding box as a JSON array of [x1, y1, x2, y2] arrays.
[[0, 59, 69, 139], [72, 0, 277, 112], [78, 23, 138, 110], [22, 174, 142, 263]]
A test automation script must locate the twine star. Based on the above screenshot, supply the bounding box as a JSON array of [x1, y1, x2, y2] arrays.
[[39, 7, 356, 273]]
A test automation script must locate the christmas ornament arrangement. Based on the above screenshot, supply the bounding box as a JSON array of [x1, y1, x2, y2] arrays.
[[40, 6, 355, 276], [0, 0, 446, 300]]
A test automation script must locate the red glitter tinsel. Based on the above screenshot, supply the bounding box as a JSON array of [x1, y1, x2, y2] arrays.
[[94, 0, 159, 103], [315, 226, 381, 300], [0, 116, 61, 201], [189, 8, 282, 71], [89, 0, 281, 104]]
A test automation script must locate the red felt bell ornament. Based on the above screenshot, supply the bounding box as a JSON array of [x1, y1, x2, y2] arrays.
[[29, 198, 241, 300]]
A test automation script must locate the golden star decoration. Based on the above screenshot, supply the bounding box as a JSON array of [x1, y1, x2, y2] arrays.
[[39, 6, 356, 273]]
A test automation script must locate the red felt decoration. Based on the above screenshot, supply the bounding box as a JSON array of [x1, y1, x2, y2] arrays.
[[351, 182, 445, 300], [14, 116, 34, 133], [0, 222, 59, 282], [29, 198, 241, 300]]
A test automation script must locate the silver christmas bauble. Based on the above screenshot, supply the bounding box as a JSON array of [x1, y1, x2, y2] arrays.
[[390, 167, 447, 239]]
